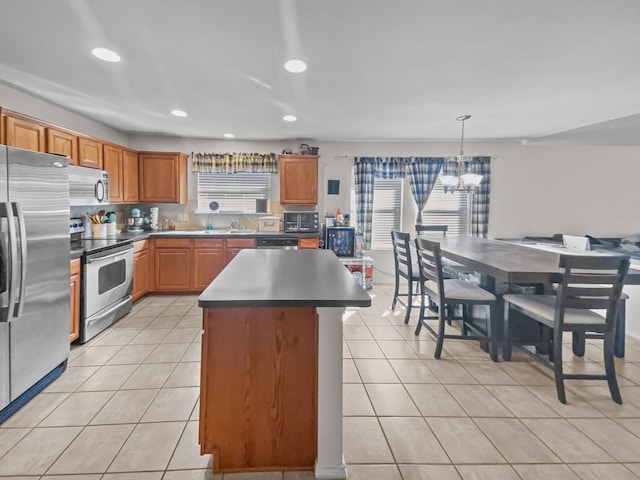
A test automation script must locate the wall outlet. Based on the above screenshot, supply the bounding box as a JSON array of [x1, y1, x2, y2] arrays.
[[177, 213, 183, 221], [183, 213, 189, 221]]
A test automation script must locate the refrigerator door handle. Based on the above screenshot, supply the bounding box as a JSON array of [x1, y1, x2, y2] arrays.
[[0, 202, 18, 323], [12, 202, 27, 318]]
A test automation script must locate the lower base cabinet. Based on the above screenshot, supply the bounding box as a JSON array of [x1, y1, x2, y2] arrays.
[[70, 258, 80, 342], [133, 240, 150, 302]]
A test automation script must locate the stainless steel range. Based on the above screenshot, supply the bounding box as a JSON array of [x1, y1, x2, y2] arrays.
[[71, 219, 133, 343]]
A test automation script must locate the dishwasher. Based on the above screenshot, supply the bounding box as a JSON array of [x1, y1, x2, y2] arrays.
[[256, 237, 299, 250]]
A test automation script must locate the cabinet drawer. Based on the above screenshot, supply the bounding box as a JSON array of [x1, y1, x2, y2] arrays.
[[133, 239, 149, 253], [194, 238, 224, 249], [298, 237, 319, 249], [226, 238, 256, 248], [154, 238, 192, 249], [70, 258, 81, 275]]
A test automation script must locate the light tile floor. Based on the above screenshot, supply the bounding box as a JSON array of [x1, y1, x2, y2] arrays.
[[2, 286, 640, 479]]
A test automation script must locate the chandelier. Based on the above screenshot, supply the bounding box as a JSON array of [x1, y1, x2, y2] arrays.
[[441, 115, 483, 193]]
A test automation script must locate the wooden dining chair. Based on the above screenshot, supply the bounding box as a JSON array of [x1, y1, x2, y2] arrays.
[[414, 237, 499, 361], [503, 254, 630, 404], [415, 224, 448, 236], [391, 230, 420, 324]]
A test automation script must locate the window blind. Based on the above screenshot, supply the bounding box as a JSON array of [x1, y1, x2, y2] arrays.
[[421, 175, 469, 236], [196, 173, 271, 213]]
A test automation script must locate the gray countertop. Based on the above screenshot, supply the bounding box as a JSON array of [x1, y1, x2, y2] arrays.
[[198, 249, 372, 309], [71, 229, 320, 257]]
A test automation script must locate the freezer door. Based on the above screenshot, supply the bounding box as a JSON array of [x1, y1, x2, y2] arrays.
[[7, 147, 70, 401], [0, 147, 8, 409]]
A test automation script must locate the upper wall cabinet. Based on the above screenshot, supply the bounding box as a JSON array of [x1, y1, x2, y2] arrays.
[[103, 143, 124, 203], [138, 151, 188, 204], [78, 136, 103, 169], [122, 149, 139, 203], [47, 127, 78, 165], [2, 111, 46, 152], [279, 154, 318, 205]]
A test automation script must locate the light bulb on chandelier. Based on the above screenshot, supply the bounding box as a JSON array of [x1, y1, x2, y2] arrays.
[[441, 115, 483, 194]]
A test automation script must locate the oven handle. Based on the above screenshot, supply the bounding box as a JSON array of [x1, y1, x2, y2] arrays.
[[86, 246, 133, 264]]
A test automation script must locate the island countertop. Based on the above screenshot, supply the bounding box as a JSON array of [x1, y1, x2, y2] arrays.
[[198, 249, 372, 308]]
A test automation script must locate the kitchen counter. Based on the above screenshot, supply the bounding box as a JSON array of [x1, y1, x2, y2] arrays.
[[197, 249, 369, 478], [70, 229, 320, 257]]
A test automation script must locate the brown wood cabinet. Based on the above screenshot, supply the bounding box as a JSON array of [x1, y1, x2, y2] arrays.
[[122, 149, 139, 203], [153, 238, 193, 292], [298, 237, 319, 249], [225, 238, 256, 264], [70, 258, 81, 343], [193, 239, 226, 291], [133, 239, 150, 302], [103, 144, 124, 203], [279, 155, 318, 205], [3, 112, 46, 152], [78, 136, 103, 169], [47, 127, 78, 165], [139, 152, 188, 204]]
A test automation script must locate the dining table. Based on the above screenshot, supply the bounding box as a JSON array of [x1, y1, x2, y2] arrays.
[[424, 235, 640, 359]]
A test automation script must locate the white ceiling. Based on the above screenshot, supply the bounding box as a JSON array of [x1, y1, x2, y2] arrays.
[[1, 0, 639, 144]]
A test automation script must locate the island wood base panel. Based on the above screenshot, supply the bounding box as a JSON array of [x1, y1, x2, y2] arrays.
[[199, 306, 318, 473]]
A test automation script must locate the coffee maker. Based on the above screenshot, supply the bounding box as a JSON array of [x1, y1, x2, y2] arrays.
[[127, 208, 144, 232]]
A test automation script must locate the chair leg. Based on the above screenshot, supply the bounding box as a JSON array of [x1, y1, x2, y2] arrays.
[[503, 304, 512, 362], [404, 278, 413, 324], [487, 303, 499, 362], [391, 269, 399, 310], [434, 305, 446, 359], [553, 329, 566, 404], [572, 332, 585, 357], [415, 289, 426, 336], [603, 330, 623, 404]]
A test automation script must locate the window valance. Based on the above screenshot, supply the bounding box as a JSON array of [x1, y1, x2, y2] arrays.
[[192, 152, 278, 174]]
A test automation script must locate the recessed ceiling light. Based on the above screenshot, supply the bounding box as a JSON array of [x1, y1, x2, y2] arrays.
[[91, 47, 121, 63], [223, 133, 235, 138], [284, 59, 307, 73], [283, 115, 297, 122], [171, 110, 187, 117]]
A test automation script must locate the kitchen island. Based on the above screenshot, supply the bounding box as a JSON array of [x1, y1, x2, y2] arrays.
[[198, 249, 371, 478]]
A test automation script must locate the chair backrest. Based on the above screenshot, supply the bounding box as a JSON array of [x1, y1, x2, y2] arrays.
[[415, 236, 446, 304], [556, 254, 630, 329], [391, 230, 414, 279], [415, 224, 448, 237]]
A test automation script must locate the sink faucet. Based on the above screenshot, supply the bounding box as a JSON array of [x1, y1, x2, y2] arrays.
[[230, 219, 240, 230]]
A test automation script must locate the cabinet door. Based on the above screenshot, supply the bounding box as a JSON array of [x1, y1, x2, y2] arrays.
[[139, 152, 188, 203], [5, 115, 46, 152], [123, 150, 139, 203], [133, 250, 150, 302], [47, 127, 78, 165], [298, 237, 319, 249], [154, 248, 193, 291], [103, 144, 123, 203], [193, 248, 226, 291], [70, 259, 81, 343], [279, 155, 318, 205], [78, 137, 103, 169]]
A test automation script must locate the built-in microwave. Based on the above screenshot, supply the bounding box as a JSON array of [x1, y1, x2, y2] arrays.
[[283, 212, 319, 233], [69, 165, 109, 206]]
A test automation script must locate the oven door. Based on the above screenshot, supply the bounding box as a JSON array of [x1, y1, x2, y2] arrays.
[[83, 244, 133, 318]]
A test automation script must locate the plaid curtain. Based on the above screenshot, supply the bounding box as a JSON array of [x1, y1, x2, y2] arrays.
[[468, 157, 491, 237], [192, 152, 278, 173], [374, 157, 407, 179], [354, 158, 376, 249], [407, 157, 444, 224]]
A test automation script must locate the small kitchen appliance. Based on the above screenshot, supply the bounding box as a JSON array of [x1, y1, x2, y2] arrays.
[[127, 207, 144, 232], [283, 211, 319, 233], [258, 216, 281, 232]]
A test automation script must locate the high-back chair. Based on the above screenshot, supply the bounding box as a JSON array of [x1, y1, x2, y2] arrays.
[[414, 237, 499, 361], [390, 230, 420, 324], [503, 254, 630, 404], [415, 224, 448, 237]]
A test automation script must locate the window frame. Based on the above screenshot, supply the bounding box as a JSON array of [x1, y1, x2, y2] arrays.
[[196, 172, 272, 214]]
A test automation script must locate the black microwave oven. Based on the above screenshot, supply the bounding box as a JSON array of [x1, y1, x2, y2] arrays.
[[283, 212, 319, 233]]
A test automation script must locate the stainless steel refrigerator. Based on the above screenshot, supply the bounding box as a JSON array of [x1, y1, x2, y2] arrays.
[[0, 146, 70, 421]]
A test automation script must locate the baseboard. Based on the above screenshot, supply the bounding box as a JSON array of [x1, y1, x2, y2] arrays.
[[315, 460, 347, 479]]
